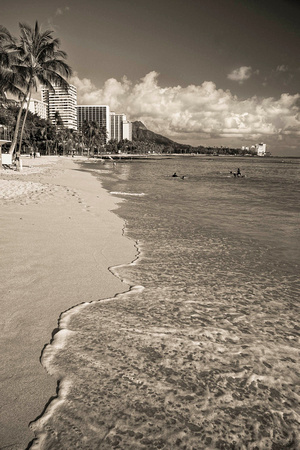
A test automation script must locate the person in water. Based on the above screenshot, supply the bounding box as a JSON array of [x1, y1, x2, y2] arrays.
[[230, 169, 242, 177], [172, 172, 178, 177]]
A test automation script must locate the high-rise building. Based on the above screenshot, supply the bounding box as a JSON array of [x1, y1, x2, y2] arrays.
[[256, 143, 267, 156], [110, 112, 132, 142], [24, 99, 48, 119], [122, 119, 132, 142], [42, 83, 77, 130], [77, 105, 110, 141]]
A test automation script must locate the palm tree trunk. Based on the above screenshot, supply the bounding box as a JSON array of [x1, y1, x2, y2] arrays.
[[88, 132, 91, 157], [18, 90, 32, 154], [9, 94, 27, 155], [45, 125, 49, 155]]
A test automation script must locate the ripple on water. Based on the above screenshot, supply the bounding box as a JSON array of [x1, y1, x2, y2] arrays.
[[30, 158, 300, 449]]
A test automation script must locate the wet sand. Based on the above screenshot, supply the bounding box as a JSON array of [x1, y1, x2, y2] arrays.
[[0, 156, 136, 449]]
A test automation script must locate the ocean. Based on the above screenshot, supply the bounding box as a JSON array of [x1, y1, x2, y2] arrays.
[[33, 156, 300, 449]]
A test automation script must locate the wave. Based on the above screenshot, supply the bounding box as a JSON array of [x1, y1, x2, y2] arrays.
[[110, 191, 145, 196]]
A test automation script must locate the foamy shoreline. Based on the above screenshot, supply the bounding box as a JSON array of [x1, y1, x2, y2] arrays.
[[0, 156, 136, 449]]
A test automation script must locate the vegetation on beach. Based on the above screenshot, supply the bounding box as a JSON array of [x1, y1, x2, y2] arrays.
[[0, 101, 107, 156], [0, 101, 255, 156], [0, 21, 72, 155]]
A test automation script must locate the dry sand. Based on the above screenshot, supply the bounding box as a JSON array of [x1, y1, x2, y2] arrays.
[[0, 156, 136, 449]]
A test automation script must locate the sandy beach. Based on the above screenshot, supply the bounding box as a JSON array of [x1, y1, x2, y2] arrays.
[[0, 156, 136, 449]]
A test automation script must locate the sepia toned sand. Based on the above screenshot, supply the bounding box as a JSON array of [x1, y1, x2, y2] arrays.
[[0, 156, 136, 449]]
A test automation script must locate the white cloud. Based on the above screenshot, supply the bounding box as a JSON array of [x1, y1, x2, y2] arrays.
[[55, 6, 70, 16], [70, 71, 300, 149], [276, 65, 289, 72], [227, 66, 253, 83], [71, 73, 131, 110]]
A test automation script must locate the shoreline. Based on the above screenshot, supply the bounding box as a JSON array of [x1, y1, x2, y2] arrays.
[[30, 239, 144, 449], [0, 156, 136, 449]]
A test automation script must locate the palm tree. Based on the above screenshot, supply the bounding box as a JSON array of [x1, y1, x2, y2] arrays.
[[81, 121, 108, 156], [0, 21, 72, 154], [54, 110, 64, 154], [0, 26, 27, 128], [82, 120, 93, 156]]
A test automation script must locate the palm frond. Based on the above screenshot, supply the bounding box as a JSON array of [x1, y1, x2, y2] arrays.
[[0, 25, 16, 43], [42, 59, 72, 78]]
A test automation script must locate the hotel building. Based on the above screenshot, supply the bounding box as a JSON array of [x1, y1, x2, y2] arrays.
[[110, 113, 132, 142], [41, 83, 77, 130], [110, 112, 125, 142], [256, 143, 267, 156], [77, 105, 110, 141], [24, 99, 48, 119], [122, 119, 133, 142]]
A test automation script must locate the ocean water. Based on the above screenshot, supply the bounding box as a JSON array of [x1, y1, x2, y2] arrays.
[[32, 156, 300, 449]]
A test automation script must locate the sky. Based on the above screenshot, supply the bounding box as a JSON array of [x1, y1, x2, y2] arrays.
[[1, 0, 300, 156]]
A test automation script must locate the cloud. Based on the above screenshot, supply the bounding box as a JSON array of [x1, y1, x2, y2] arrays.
[[46, 6, 70, 30], [227, 66, 253, 83], [71, 73, 131, 110], [276, 65, 289, 72], [55, 6, 70, 16], [70, 71, 300, 149]]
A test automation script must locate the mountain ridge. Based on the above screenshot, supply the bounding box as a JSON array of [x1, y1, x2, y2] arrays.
[[132, 121, 188, 149]]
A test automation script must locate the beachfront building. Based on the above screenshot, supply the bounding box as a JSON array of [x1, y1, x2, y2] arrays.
[[41, 83, 77, 130], [256, 143, 267, 156], [110, 113, 132, 142], [110, 112, 125, 142], [0, 124, 10, 141], [24, 99, 47, 119], [77, 105, 110, 142], [123, 119, 133, 142], [0, 125, 11, 165]]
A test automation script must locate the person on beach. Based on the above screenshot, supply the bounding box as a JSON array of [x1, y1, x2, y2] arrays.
[[237, 168, 241, 177]]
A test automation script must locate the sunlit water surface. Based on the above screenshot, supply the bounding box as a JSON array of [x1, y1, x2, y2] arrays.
[[33, 157, 300, 449]]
